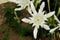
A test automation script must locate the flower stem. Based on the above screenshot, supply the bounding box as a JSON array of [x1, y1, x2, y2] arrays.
[[54, 0, 58, 10], [34, 0, 39, 9], [47, 0, 50, 12], [14, 11, 20, 23], [57, 7, 60, 16]]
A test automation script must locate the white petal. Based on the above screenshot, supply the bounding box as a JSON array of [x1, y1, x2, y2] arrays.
[[29, 20, 34, 24], [38, 0, 42, 3], [58, 24, 60, 30], [38, 2, 45, 12], [30, 2, 37, 14], [32, 24, 36, 27], [29, 17, 33, 21], [32, 0, 42, 3], [21, 18, 30, 23], [31, 0, 34, 3], [38, 11, 45, 15], [42, 11, 45, 14], [54, 15, 60, 24], [33, 26, 39, 39], [43, 24, 50, 30], [15, 7, 24, 11], [45, 11, 55, 18], [49, 27, 59, 34], [27, 7, 33, 16], [58, 24, 60, 27], [59, 28, 60, 30], [9, 0, 19, 4]]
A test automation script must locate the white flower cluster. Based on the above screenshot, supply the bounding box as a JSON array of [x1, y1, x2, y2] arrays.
[[49, 15, 60, 34], [2, 0, 60, 39]]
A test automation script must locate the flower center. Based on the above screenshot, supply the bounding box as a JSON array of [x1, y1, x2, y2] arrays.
[[32, 14, 44, 25], [34, 17, 41, 24]]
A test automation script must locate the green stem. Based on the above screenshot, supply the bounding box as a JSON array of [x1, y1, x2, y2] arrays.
[[57, 7, 60, 16], [47, 0, 54, 25], [14, 11, 18, 17], [14, 11, 20, 23], [34, 0, 39, 9], [54, 0, 58, 10], [47, 0, 50, 12]]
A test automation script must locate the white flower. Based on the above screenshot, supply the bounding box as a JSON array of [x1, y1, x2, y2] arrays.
[[9, 0, 30, 10], [54, 15, 60, 23], [0, 0, 8, 4], [21, 1, 55, 39], [49, 24, 60, 34], [32, 0, 42, 3], [49, 26, 59, 34], [49, 15, 60, 34]]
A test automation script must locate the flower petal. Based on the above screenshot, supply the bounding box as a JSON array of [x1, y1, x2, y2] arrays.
[[33, 26, 39, 39], [54, 15, 60, 24], [9, 0, 19, 4], [27, 7, 33, 16], [58, 24, 60, 30], [38, 11, 45, 15], [21, 18, 30, 23], [32, 24, 36, 27], [32, 0, 42, 3], [15, 7, 24, 11], [38, 0, 42, 3], [30, 2, 37, 14], [42, 11, 45, 14], [59, 28, 60, 30], [38, 2, 45, 12], [49, 27, 59, 34], [43, 24, 50, 30], [45, 11, 55, 18], [31, 0, 34, 2]]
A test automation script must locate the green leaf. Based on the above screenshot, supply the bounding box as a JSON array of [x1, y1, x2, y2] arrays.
[[34, 0, 39, 9]]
